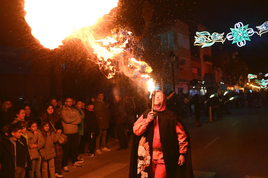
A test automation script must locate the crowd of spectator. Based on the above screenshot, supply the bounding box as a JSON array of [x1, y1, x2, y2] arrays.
[[0, 92, 139, 178], [1, 89, 266, 178]]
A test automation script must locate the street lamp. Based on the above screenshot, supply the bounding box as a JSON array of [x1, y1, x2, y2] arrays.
[[169, 52, 177, 92]]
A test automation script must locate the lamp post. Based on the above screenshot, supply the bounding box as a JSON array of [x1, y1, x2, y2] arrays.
[[169, 52, 177, 92]]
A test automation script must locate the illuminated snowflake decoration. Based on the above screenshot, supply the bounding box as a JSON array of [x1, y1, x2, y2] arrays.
[[226, 22, 255, 47]]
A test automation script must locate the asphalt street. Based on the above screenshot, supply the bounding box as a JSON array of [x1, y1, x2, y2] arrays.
[[62, 107, 268, 178]]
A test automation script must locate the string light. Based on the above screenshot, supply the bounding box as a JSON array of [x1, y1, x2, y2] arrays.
[[194, 21, 268, 48]]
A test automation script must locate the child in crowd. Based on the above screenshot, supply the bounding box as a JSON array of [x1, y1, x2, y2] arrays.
[[85, 102, 99, 157], [26, 120, 45, 178], [40, 121, 61, 178], [18, 121, 28, 144], [0, 123, 31, 178], [13, 109, 26, 124]]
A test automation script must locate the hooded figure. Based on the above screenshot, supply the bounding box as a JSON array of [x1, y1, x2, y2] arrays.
[[129, 91, 194, 178]]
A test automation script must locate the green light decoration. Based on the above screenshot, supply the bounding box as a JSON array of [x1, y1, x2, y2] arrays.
[[194, 21, 268, 48], [226, 22, 254, 47], [248, 74, 257, 80], [261, 79, 268, 87]]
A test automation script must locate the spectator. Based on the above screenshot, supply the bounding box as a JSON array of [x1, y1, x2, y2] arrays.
[[176, 93, 185, 118], [40, 104, 63, 178], [24, 105, 40, 126], [211, 93, 221, 120], [17, 121, 28, 144], [1, 100, 15, 128], [26, 120, 45, 178], [72, 99, 76, 107], [90, 97, 95, 103], [51, 98, 62, 117], [113, 95, 128, 150], [51, 99, 58, 108], [75, 101, 86, 158], [184, 94, 191, 119], [40, 121, 61, 178], [57, 100, 63, 109], [84, 102, 99, 157], [13, 109, 26, 124], [94, 93, 111, 154], [0, 123, 31, 178], [17, 121, 31, 178], [61, 98, 83, 172]]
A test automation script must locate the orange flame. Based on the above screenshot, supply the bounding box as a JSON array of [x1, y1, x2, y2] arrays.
[[147, 78, 155, 92], [128, 58, 152, 74], [24, 0, 119, 49], [24, 0, 153, 81]]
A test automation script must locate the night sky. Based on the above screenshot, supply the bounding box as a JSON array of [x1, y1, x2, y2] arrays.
[[1, 0, 268, 72]]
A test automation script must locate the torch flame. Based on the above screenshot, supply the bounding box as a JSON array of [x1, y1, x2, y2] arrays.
[[24, 0, 119, 49], [24, 0, 153, 81], [147, 78, 155, 92]]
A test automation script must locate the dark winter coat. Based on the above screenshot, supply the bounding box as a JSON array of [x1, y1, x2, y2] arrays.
[[84, 109, 99, 135], [0, 136, 31, 178], [129, 109, 194, 178], [94, 99, 110, 129], [193, 94, 201, 113]]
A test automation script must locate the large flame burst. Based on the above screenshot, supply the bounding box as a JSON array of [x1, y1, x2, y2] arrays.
[[24, 0, 119, 49], [24, 0, 153, 86]]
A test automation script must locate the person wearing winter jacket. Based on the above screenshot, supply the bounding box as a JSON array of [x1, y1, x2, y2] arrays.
[[60, 98, 83, 172], [0, 123, 31, 178], [94, 93, 111, 154], [26, 120, 45, 178], [40, 121, 61, 178], [40, 104, 64, 178], [75, 101, 86, 158], [84, 102, 99, 156]]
